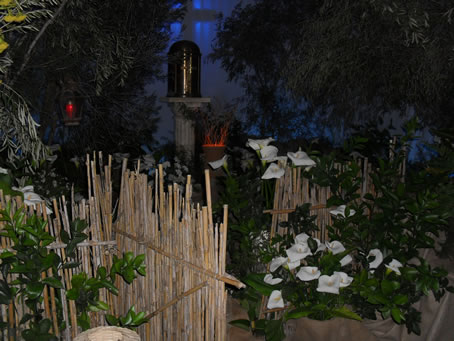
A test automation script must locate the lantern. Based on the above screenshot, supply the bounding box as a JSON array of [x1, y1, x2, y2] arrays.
[[59, 89, 82, 126], [167, 40, 201, 98]]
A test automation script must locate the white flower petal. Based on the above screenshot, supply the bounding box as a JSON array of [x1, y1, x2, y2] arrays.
[[317, 274, 341, 294], [260, 146, 279, 162], [208, 155, 228, 170], [325, 240, 346, 255], [246, 137, 275, 150], [294, 233, 310, 244], [264, 274, 283, 285], [329, 205, 355, 218], [262, 163, 285, 179], [267, 290, 285, 309], [296, 267, 321, 281], [286, 259, 301, 271], [287, 149, 316, 167], [0, 167, 8, 174], [270, 256, 287, 272], [385, 259, 403, 275], [286, 243, 312, 263], [334, 271, 353, 288], [340, 254, 353, 267], [368, 249, 383, 269]]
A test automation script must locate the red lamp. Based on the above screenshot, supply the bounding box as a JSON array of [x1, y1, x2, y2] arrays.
[[60, 90, 82, 126]]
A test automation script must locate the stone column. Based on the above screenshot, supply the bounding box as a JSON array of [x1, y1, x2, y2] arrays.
[[160, 97, 210, 158]]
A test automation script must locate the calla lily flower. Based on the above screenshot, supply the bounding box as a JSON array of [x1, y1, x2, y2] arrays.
[[368, 249, 383, 269], [286, 243, 312, 263], [260, 146, 279, 162], [285, 259, 301, 271], [262, 163, 285, 179], [208, 155, 228, 170], [264, 274, 283, 285], [246, 137, 275, 150], [340, 254, 353, 266], [0, 167, 7, 174], [329, 205, 355, 218], [325, 240, 346, 255], [334, 271, 353, 288], [317, 274, 341, 294], [287, 149, 316, 167], [296, 266, 321, 281], [270, 256, 287, 272], [267, 290, 285, 309], [13, 185, 53, 214], [385, 259, 403, 275], [294, 232, 310, 244]]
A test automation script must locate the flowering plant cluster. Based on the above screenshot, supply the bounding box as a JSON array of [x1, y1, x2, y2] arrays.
[[225, 132, 454, 341]]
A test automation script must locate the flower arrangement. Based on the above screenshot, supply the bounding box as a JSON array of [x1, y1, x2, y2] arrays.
[[218, 126, 454, 341]]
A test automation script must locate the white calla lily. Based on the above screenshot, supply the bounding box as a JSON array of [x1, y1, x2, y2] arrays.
[[340, 254, 353, 267], [329, 205, 355, 218], [0, 167, 8, 174], [264, 274, 283, 285], [246, 137, 275, 150], [267, 290, 285, 309], [325, 240, 346, 255], [385, 259, 403, 275], [270, 257, 287, 272], [317, 274, 341, 294], [294, 232, 310, 244], [287, 149, 316, 167], [262, 163, 285, 179], [285, 259, 301, 271], [334, 271, 353, 288], [260, 146, 279, 162], [368, 249, 383, 269], [13, 186, 53, 214], [286, 243, 312, 263], [208, 155, 228, 170], [296, 267, 321, 281]]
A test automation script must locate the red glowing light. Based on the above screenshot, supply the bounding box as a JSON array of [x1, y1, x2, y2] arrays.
[[65, 102, 74, 119], [203, 124, 228, 146]]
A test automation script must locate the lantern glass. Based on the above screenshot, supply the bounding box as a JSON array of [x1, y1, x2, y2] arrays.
[[60, 91, 82, 126]]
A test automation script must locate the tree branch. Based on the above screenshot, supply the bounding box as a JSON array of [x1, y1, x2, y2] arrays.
[[11, 0, 70, 86]]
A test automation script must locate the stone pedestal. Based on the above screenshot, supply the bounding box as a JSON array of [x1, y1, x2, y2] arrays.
[[160, 97, 210, 157]]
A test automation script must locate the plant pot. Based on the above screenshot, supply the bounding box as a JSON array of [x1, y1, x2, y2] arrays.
[[73, 326, 141, 341], [202, 144, 226, 164], [284, 317, 378, 341]]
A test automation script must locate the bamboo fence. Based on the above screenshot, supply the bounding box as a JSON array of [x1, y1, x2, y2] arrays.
[[0, 153, 243, 340]]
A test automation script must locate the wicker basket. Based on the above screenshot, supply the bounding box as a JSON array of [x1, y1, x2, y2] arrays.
[[73, 326, 141, 341]]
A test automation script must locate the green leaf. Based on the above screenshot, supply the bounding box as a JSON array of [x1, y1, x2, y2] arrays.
[[243, 274, 274, 296], [229, 319, 250, 331], [265, 319, 285, 341], [96, 301, 110, 311], [331, 306, 362, 321], [66, 288, 79, 300], [393, 294, 408, 305], [391, 307, 405, 323], [71, 273, 87, 289], [42, 277, 63, 289], [106, 314, 119, 326], [381, 279, 399, 296], [124, 252, 134, 265], [26, 282, 44, 299], [133, 254, 146, 268], [284, 308, 312, 320], [39, 319, 52, 334]]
